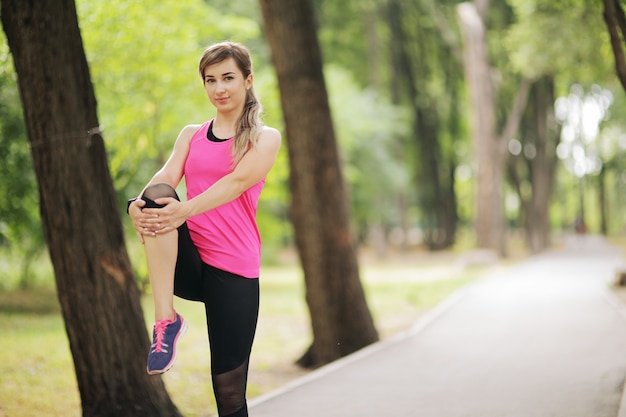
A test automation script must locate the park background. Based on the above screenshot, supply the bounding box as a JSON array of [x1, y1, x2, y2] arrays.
[[1, 0, 626, 416]]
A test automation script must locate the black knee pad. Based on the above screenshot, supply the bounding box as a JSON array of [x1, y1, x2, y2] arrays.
[[142, 183, 179, 205]]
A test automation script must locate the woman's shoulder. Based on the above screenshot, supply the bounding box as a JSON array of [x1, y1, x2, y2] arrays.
[[177, 122, 208, 142], [182, 123, 206, 135], [258, 125, 281, 147]]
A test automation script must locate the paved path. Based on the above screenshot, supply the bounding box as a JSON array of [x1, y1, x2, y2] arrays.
[[250, 236, 626, 417]]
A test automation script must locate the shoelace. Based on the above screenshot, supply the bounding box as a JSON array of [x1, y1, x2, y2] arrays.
[[150, 319, 171, 354]]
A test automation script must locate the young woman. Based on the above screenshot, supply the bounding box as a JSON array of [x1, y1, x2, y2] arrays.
[[128, 41, 281, 417]]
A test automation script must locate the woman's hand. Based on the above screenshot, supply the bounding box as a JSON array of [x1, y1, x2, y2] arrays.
[[128, 198, 147, 244], [140, 198, 189, 236]]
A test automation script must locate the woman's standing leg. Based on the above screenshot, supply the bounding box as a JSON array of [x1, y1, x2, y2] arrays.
[[203, 265, 259, 417]]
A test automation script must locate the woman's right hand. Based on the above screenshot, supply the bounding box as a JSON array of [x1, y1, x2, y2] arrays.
[[128, 198, 147, 244]]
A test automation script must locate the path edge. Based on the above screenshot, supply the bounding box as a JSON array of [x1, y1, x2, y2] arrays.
[[248, 287, 467, 410]]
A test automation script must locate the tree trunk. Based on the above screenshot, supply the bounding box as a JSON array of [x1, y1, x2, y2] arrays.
[[388, 0, 412, 252], [507, 77, 557, 254], [1, 1, 181, 416], [258, 0, 379, 368], [603, 0, 626, 91], [457, 2, 506, 255], [388, 0, 458, 251], [599, 166, 608, 235], [525, 77, 558, 253]]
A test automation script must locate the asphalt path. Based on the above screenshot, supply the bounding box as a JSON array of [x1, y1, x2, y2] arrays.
[[249, 236, 626, 417]]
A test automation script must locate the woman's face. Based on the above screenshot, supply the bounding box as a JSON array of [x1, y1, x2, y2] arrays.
[[203, 57, 253, 115]]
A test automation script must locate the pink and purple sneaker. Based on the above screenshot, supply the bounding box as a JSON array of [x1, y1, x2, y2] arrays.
[[147, 312, 188, 375]]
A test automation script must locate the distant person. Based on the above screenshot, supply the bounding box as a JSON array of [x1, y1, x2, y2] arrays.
[[574, 216, 586, 235], [128, 41, 281, 417]]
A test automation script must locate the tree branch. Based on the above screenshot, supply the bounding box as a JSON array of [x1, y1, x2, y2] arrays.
[[498, 77, 533, 156], [603, 0, 626, 91]]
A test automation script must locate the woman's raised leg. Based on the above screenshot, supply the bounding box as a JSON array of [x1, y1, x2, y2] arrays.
[[142, 183, 188, 375]]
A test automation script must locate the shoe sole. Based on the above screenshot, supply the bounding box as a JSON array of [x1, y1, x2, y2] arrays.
[[147, 318, 188, 375]]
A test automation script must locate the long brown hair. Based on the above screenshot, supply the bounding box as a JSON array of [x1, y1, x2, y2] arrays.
[[198, 41, 263, 166]]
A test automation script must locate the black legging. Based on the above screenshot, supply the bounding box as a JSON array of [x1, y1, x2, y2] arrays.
[[142, 183, 259, 417]]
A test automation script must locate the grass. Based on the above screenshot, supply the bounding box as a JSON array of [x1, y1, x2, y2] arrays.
[[0, 301, 77, 417], [0, 250, 492, 417]]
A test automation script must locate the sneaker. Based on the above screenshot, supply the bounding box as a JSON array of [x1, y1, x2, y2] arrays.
[[147, 312, 188, 375]]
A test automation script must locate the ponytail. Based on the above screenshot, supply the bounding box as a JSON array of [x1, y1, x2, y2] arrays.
[[232, 87, 263, 167]]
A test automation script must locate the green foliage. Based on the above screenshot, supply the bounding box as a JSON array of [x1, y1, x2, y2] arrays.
[[0, 31, 46, 288], [482, 0, 626, 242], [505, 0, 614, 87], [0, 36, 34, 242], [314, 0, 379, 88], [76, 0, 290, 254], [77, 0, 262, 197], [326, 64, 411, 232]]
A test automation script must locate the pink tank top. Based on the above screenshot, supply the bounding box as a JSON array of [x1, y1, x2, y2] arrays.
[[184, 120, 265, 278]]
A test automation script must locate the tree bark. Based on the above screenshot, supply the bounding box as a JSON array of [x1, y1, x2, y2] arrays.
[[457, 2, 506, 255], [508, 77, 559, 254], [525, 77, 558, 253], [258, 0, 379, 368], [1, 1, 181, 416], [603, 0, 626, 91]]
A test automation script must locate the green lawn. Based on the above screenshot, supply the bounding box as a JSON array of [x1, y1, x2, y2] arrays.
[[0, 256, 486, 417]]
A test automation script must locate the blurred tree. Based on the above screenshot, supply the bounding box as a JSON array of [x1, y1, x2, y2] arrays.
[[554, 85, 616, 234], [456, 0, 595, 255], [313, 0, 375, 88], [388, 0, 462, 250], [457, 1, 520, 256], [311, 0, 413, 252], [311, 0, 624, 258], [603, 0, 626, 91], [602, 0, 626, 235], [325, 65, 411, 254], [258, 0, 379, 368], [312, 0, 463, 251], [1, 1, 181, 415], [506, 0, 619, 245], [507, 76, 560, 253], [596, 97, 626, 235]]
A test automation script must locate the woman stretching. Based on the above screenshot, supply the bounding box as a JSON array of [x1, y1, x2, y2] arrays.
[[128, 41, 281, 417]]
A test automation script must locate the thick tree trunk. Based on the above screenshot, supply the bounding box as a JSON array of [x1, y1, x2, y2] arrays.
[[1, 1, 181, 416], [457, 2, 506, 255], [258, 0, 379, 368]]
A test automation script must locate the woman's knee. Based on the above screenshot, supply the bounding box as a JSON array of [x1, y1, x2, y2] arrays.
[[141, 183, 179, 207]]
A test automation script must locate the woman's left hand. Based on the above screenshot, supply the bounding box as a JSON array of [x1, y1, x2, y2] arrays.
[[140, 198, 189, 236]]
